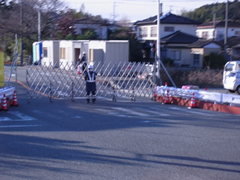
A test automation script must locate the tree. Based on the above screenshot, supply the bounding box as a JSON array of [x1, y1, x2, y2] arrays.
[[182, 1, 240, 22]]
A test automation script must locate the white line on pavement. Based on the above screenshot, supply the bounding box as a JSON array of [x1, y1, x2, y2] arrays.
[[0, 125, 41, 128], [112, 107, 149, 117]]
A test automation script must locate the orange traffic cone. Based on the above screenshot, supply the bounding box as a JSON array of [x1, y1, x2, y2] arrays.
[[1, 94, 8, 111], [190, 92, 196, 108], [164, 89, 170, 104], [11, 90, 19, 106]]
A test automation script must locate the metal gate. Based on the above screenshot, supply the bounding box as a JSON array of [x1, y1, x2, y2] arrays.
[[26, 61, 156, 102]]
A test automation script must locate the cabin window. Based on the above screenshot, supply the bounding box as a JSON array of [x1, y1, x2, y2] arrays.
[[43, 47, 48, 57], [60, 48, 66, 59]]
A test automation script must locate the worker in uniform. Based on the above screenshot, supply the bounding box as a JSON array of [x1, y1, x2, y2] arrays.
[[85, 64, 97, 103]]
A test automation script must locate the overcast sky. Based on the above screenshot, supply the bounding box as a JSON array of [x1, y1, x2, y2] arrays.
[[63, 0, 228, 21]]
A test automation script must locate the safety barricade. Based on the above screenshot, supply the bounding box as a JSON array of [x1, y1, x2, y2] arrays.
[[26, 61, 156, 102], [155, 85, 240, 115], [0, 86, 17, 111]]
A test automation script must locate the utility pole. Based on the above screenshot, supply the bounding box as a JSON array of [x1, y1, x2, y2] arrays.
[[213, 4, 216, 40], [112, 2, 116, 24], [156, 0, 162, 85], [20, 0, 23, 66], [224, 0, 228, 61]]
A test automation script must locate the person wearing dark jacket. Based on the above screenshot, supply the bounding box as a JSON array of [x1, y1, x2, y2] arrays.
[[85, 64, 97, 103], [80, 52, 87, 73]]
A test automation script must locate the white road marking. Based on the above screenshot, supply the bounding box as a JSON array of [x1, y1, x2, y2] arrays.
[[134, 108, 170, 117], [0, 125, 41, 128], [0, 117, 12, 121], [169, 107, 214, 116], [112, 107, 149, 117], [7, 111, 36, 121], [72, 116, 82, 119]]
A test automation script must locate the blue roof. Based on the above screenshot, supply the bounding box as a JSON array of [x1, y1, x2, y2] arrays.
[[134, 12, 201, 25], [161, 31, 199, 44]]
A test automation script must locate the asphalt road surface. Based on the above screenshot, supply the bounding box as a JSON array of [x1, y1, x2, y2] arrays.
[[1, 66, 240, 180]]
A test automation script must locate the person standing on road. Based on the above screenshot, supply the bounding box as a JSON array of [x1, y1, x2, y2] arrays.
[[85, 64, 97, 104], [80, 52, 87, 74]]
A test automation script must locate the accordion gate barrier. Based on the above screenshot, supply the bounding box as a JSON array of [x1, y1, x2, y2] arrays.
[[26, 61, 156, 102]]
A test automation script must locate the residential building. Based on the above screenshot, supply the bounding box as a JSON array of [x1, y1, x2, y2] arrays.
[[188, 40, 222, 67], [197, 21, 240, 41], [73, 17, 120, 40], [134, 12, 200, 41], [134, 12, 201, 65]]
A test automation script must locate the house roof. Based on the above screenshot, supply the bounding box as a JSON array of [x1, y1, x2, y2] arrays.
[[161, 30, 199, 44], [134, 12, 201, 25], [188, 39, 221, 48], [197, 21, 240, 29], [217, 36, 240, 48], [75, 17, 110, 25]]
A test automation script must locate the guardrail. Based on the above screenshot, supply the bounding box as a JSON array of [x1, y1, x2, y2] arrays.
[[157, 86, 240, 106], [0, 87, 16, 100]]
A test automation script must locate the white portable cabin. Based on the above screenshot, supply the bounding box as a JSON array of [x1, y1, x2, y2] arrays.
[[37, 40, 129, 70], [41, 40, 60, 67], [59, 40, 89, 69], [88, 40, 129, 64]]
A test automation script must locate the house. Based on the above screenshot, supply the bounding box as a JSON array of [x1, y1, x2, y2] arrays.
[[196, 21, 240, 41], [134, 12, 201, 64], [188, 39, 222, 67], [161, 31, 199, 66], [218, 36, 240, 60], [134, 12, 200, 41], [73, 17, 120, 40]]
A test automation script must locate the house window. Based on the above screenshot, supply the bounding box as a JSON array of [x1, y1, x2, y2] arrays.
[[164, 26, 174, 32], [235, 31, 240, 36], [60, 48, 66, 59], [193, 52, 200, 66], [150, 27, 157, 37], [169, 50, 181, 61], [43, 47, 48, 57], [212, 30, 215, 39], [202, 31, 208, 39], [139, 27, 148, 38]]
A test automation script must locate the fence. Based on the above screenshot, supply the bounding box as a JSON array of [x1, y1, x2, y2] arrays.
[[26, 61, 156, 102], [157, 86, 240, 106]]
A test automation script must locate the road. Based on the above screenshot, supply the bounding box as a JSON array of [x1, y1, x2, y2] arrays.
[[1, 66, 240, 180]]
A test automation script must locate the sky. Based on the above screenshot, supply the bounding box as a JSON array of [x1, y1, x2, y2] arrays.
[[63, 0, 228, 21]]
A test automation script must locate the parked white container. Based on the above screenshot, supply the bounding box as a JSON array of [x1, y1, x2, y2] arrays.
[[42, 40, 60, 67]]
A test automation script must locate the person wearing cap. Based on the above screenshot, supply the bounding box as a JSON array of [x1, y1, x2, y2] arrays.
[[85, 64, 97, 103], [80, 52, 87, 74]]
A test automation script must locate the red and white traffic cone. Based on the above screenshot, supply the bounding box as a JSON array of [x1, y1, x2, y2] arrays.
[[189, 92, 196, 108], [11, 90, 19, 106], [164, 89, 170, 104], [1, 94, 8, 111]]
